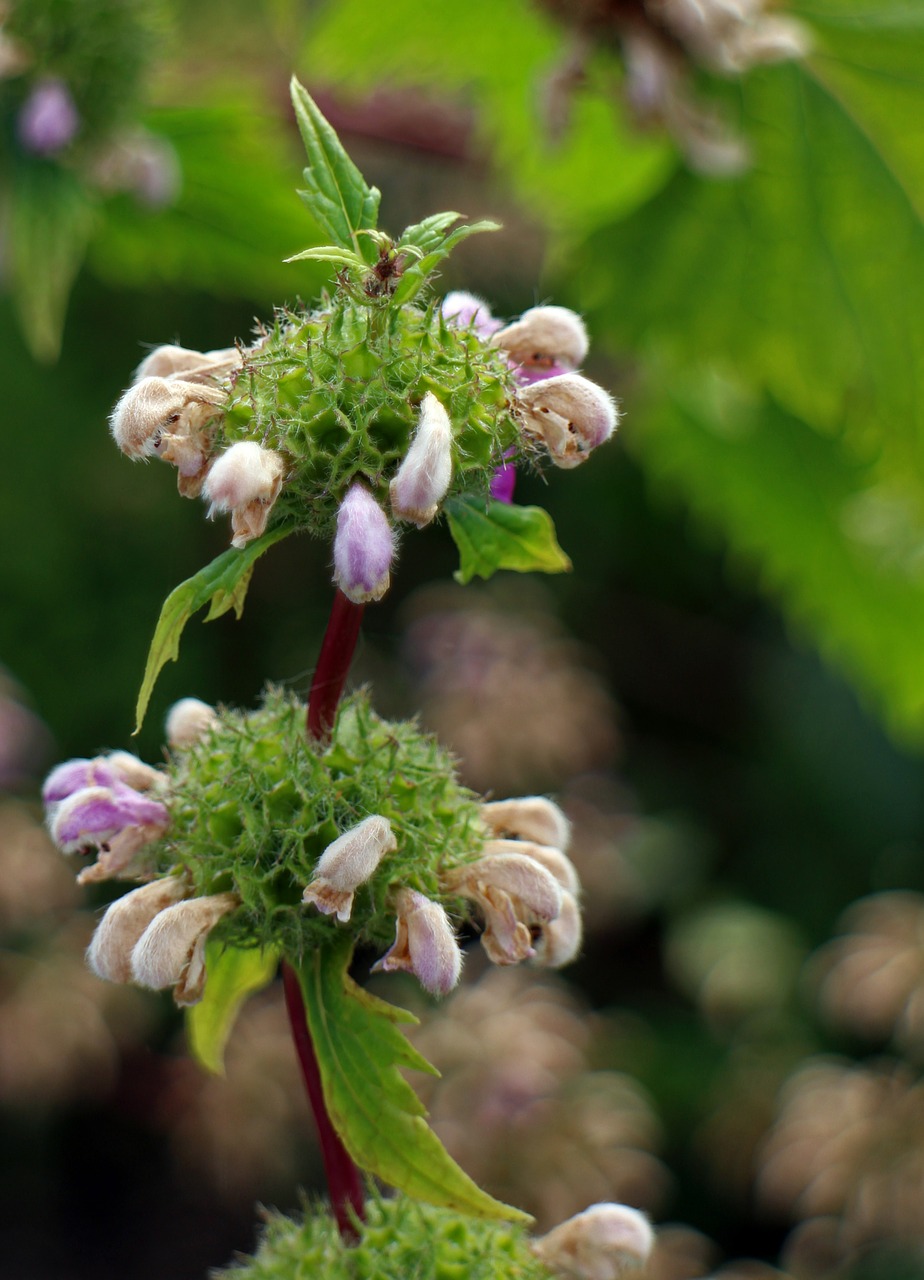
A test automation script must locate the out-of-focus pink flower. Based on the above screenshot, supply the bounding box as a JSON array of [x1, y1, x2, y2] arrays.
[[17, 78, 79, 154]]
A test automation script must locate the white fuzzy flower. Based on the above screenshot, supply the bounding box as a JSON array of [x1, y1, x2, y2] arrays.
[[130, 891, 240, 1006], [532, 1203, 655, 1280], [203, 441, 287, 547], [516, 374, 619, 468], [302, 815, 398, 922]]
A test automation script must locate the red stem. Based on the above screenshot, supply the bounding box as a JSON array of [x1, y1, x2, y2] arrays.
[[282, 961, 364, 1241], [307, 590, 366, 741], [284, 587, 367, 1239]]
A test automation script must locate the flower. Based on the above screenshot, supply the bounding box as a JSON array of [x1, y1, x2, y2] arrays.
[[130, 890, 241, 1005], [389, 393, 453, 528], [532, 1203, 655, 1280], [109, 375, 226, 496], [302, 814, 397, 922], [441, 291, 503, 339], [482, 795, 572, 851], [17, 78, 79, 154], [203, 441, 287, 548], [443, 851, 563, 964], [87, 875, 190, 983], [165, 697, 220, 748], [372, 888, 462, 996], [516, 374, 619, 469], [332, 482, 396, 603], [492, 306, 589, 384]]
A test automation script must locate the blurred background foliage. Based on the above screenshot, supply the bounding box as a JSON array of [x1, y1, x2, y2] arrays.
[[4, 1, 924, 1278]]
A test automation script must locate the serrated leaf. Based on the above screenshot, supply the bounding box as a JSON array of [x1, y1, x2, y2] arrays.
[[397, 211, 462, 254], [390, 220, 500, 305], [632, 368, 924, 741], [284, 245, 367, 269], [187, 942, 279, 1075], [135, 525, 293, 733], [290, 77, 381, 256], [296, 940, 532, 1223], [445, 496, 572, 584]]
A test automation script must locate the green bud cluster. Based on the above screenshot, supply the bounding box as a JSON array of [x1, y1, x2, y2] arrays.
[[215, 1193, 554, 1280], [220, 290, 522, 541], [152, 689, 488, 959]]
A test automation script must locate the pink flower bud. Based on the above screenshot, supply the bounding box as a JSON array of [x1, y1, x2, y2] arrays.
[[87, 876, 190, 983], [332, 483, 396, 604], [203, 442, 287, 547], [482, 796, 572, 851], [389, 393, 453, 527], [441, 291, 502, 339], [532, 1203, 655, 1280], [516, 375, 618, 469], [492, 306, 589, 385], [130, 891, 240, 1005], [165, 698, 219, 748], [373, 888, 463, 996], [17, 78, 79, 154], [302, 815, 397, 922]]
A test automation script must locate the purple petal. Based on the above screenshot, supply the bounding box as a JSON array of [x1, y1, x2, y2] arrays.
[[511, 359, 573, 385], [333, 483, 395, 603], [43, 757, 116, 806], [50, 783, 169, 853], [489, 463, 517, 504]]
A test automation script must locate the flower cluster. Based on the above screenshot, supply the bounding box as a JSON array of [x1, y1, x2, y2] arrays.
[[42, 690, 585, 1004], [538, 0, 811, 174], [108, 284, 617, 604]]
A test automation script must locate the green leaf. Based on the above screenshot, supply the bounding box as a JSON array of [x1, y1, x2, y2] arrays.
[[290, 77, 381, 256], [445, 496, 572, 584], [284, 245, 367, 269], [390, 220, 500, 306], [397, 211, 463, 254], [296, 940, 532, 1223], [187, 943, 279, 1075], [631, 368, 924, 741], [135, 525, 293, 733]]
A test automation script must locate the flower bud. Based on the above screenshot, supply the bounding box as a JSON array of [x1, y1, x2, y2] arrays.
[[482, 796, 572, 851], [373, 888, 463, 996], [389, 393, 453, 527], [516, 375, 618, 469], [531, 1203, 655, 1280], [485, 839, 580, 898], [441, 291, 502, 339], [532, 889, 583, 968], [165, 697, 220, 748], [87, 876, 189, 983], [302, 815, 397, 922], [203, 441, 287, 547], [723, 17, 812, 70], [332, 482, 396, 603], [17, 78, 79, 154], [444, 852, 563, 965], [492, 306, 589, 382], [131, 891, 240, 1005]]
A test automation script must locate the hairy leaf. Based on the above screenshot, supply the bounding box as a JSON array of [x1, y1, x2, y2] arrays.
[[296, 941, 532, 1223], [290, 78, 381, 257], [135, 525, 292, 732], [391, 220, 501, 306], [445, 496, 572, 584], [187, 942, 279, 1075]]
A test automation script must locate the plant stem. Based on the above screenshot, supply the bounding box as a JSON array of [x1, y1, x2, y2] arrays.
[[282, 961, 365, 1240], [307, 589, 366, 741], [286, 587, 367, 1239]]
